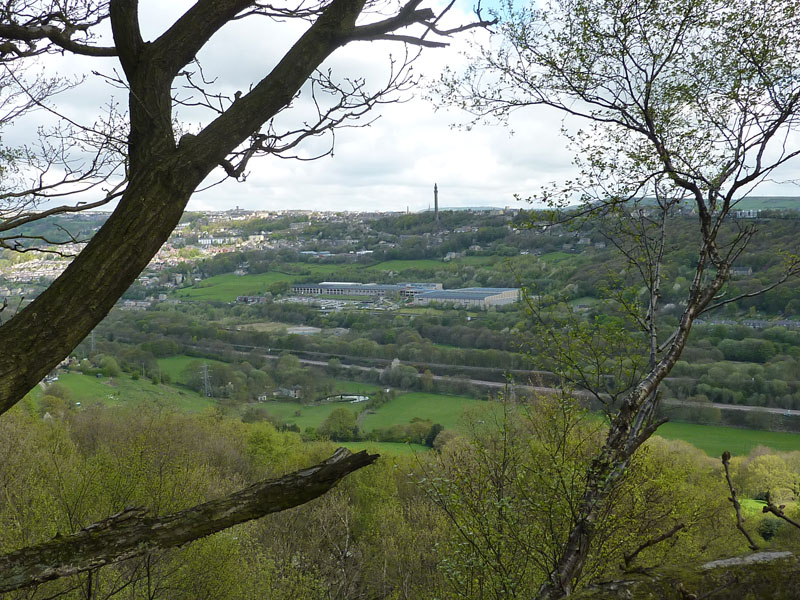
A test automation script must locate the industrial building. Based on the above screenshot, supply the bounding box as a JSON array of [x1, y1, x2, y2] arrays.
[[414, 287, 520, 309], [292, 281, 442, 298]]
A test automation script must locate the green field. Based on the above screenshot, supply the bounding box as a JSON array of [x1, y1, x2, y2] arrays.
[[157, 355, 229, 384], [454, 256, 499, 266], [32, 372, 121, 405], [282, 263, 343, 278], [568, 296, 600, 307], [35, 372, 216, 413], [366, 259, 445, 271], [36, 364, 800, 459], [740, 498, 770, 517], [255, 400, 348, 430], [332, 380, 383, 395], [655, 422, 800, 457], [432, 342, 460, 350], [360, 392, 489, 431], [729, 197, 800, 211], [175, 272, 294, 301], [339, 441, 428, 455], [254, 391, 490, 433]]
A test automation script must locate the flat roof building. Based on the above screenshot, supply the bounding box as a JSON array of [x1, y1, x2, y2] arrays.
[[415, 287, 520, 308], [292, 282, 442, 298]]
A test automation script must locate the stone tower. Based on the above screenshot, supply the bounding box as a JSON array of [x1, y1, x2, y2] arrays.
[[434, 183, 439, 224]]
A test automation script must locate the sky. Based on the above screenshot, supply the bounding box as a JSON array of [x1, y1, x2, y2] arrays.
[[3, 0, 800, 214]]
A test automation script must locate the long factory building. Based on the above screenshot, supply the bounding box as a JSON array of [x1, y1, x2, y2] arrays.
[[414, 287, 520, 308], [291, 281, 520, 308], [291, 281, 442, 298]]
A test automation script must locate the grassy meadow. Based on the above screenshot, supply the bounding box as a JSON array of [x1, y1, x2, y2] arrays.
[[174, 272, 294, 301], [360, 392, 490, 432], [338, 441, 428, 455], [730, 197, 800, 210], [255, 400, 345, 430], [332, 380, 384, 395], [30, 369, 800, 458], [366, 259, 446, 271], [31, 372, 216, 413], [157, 355, 229, 383], [655, 421, 800, 457], [239, 321, 290, 333]]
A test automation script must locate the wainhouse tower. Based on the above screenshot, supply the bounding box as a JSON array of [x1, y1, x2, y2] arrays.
[[434, 183, 439, 225]]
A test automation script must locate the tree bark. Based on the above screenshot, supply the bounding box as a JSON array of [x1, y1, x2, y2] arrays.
[[0, 448, 378, 593]]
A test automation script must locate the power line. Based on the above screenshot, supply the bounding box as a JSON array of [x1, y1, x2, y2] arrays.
[[201, 363, 213, 397]]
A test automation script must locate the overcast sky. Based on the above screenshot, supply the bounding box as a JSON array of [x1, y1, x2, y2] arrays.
[[5, 0, 800, 214]]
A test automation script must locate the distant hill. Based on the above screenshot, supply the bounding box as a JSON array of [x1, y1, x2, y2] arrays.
[[632, 196, 800, 211], [10, 212, 111, 244], [728, 196, 800, 210]]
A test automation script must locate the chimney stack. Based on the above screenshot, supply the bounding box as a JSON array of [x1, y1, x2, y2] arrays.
[[434, 183, 439, 225]]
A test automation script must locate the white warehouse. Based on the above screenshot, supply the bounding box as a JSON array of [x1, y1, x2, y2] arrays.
[[414, 287, 520, 309]]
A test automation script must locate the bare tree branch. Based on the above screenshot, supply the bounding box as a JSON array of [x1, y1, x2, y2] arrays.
[[622, 522, 685, 570], [762, 491, 800, 531], [721, 450, 759, 551], [0, 189, 123, 234], [0, 1, 115, 59]]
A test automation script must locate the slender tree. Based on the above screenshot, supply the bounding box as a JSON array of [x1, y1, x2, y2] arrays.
[[440, 0, 800, 596]]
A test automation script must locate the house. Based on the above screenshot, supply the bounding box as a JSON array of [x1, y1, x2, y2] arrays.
[[273, 385, 303, 399], [287, 326, 322, 336], [731, 266, 753, 278], [236, 296, 268, 304]]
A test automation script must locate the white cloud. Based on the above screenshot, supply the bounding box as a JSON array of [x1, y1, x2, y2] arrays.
[[4, 0, 800, 215]]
